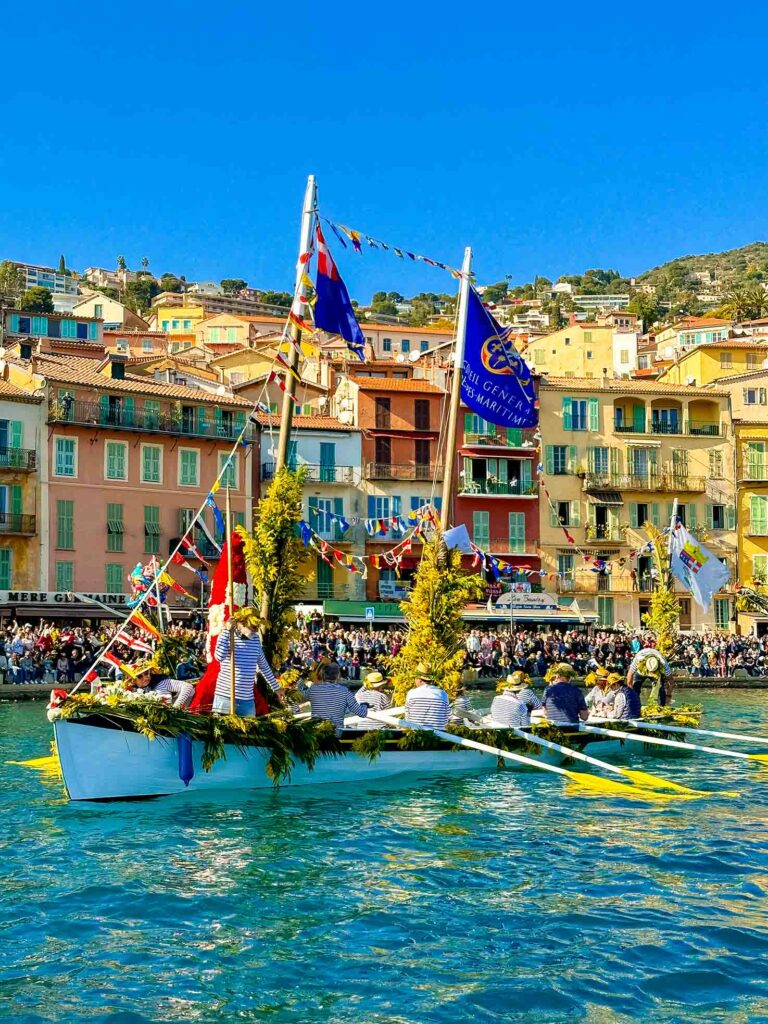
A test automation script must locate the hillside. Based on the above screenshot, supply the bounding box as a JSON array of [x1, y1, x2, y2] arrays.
[[638, 241, 768, 290]]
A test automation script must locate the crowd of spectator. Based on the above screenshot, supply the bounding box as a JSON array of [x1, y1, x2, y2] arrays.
[[6, 615, 768, 686]]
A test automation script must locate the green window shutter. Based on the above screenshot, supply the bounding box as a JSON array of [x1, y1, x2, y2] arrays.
[[562, 397, 573, 430], [610, 448, 621, 476], [197, 407, 207, 435], [632, 404, 645, 432], [287, 440, 298, 471], [214, 408, 223, 436], [687, 504, 697, 531], [726, 506, 736, 530], [56, 499, 74, 549], [106, 502, 124, 552], [509, 512, 525, 553], [520, 460, 532, 492], [586, 502, 596, 527], [544, 446, 554, 475], [123, 396, 135, 426], [472, 511, 489, 547], [9, 421, 22, 449], [705, 504, 714, 530], [588, 397, 599, 432], [651, 503, 660, 526], [752, 496, 768, 534], [105, 563, 124, 594], [754, 554, 768, 580], [10, 485, 22, 516], [570, 500, 581, 527], [629, 503, 638, 529], [144, 505, 160, 555], [55, 561, 73, 592], [0, 549, 11, 589], [99, 394, 110, 424], [145, 400, 160, 428], [567, 445, 577, 471], [550, 506, 560, 527], [587, 447, 595, 473], [234, 411, 246, 437]]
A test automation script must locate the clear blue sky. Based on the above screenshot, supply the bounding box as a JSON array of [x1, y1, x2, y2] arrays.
[[3, 2, 767, 302]]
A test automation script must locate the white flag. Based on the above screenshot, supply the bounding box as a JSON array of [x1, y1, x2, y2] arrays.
[[669, 518, 729, 611]]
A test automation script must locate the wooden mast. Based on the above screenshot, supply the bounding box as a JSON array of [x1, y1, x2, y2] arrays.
[[439, 246, 473, 524]]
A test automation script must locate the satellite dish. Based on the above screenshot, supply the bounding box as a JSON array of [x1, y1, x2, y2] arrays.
[[216, 384, 226, 394], [338, 411, 354, 424], [396, 354, 406, 363], [409, 350, 421, 362]]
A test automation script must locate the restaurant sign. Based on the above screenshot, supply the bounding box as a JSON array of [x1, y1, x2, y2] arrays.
[[0, 591, 128, 606]]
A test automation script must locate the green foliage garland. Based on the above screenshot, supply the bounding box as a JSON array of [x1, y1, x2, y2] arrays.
[[640, 522, 679, 656], [59, 694, 341, 780]]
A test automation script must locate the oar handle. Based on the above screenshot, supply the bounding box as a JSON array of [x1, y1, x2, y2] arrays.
[[510, 727, 625, 777], [583, 725, 752, 760]]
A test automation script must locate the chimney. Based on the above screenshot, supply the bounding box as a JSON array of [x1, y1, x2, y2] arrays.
[[19, 341, 32, 360]]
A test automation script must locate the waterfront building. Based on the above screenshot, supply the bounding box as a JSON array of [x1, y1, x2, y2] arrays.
[[658, 340, 768, 387], [333, 371, 445, 600], [257, 414, 364, 605], [73, 294, 149, 331], [521, 313, 640, 377], [537, 376, 735, 630], [6, 351, 254, 601], [653, 317, 733, 361], [0, 381, 42, 590], [1, 308, 104, 351], [455, 402, 541, 578]]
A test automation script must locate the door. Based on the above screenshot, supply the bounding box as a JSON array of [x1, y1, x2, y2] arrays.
[[319, 442, 336, 482], [414, 439, 430, 479], [374, 437, 392, 475], [631, 447, 648, 483], [316, 556, 334, 599]]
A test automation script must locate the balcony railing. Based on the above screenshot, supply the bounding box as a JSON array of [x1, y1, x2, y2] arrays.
[[584, 524, 626, 542], [459, 479, 538, 496], [614, 419, 721, 437], [262, 463, 358, 484], [0, 512, 36, 534], [487, 537, 540, 554], [366, 462, 443, 481], [556, 575, 617, 594], [740, 462, 768, 482], [48, 400, 245, 440], [688, 420, 722, 437], [463, 428, 538, 448], [584, 472, 706, 492], [0, 447, 36, 471]]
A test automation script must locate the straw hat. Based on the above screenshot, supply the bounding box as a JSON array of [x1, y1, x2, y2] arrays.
[[502, 670, 530, 693], [553, 662, 577, 680], [415, 662, 432, 681], [364, 671, 388, 689], [594, 666, 609, 678], [124, 659, 153, 682], [607, 672, 624, 687]]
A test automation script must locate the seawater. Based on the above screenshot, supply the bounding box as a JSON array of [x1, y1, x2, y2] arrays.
[[2, 692, 768, 1024]]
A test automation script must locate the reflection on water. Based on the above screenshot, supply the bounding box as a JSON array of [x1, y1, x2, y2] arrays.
[[1, 690, 768, 1023]]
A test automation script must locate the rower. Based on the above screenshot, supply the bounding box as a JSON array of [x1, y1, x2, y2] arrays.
[[488, 672, 540, 727], [213, 621, 283, 717], [541, 662, 588, 726], [608, 672, 642, 721], [450, 685, 483, 725], [128, 661, 195, 709], [627, 644, 672, 706], [348, 670, 392, 729], [585, 666, 612, 716], [308, 662, 370, 735], [405, 663, 450, 729]]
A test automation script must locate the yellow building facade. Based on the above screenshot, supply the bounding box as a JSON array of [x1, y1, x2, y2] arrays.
[[735, 422, 768, 633], [537, 377, 735, 631], [522, 314, 639, 378], [658, 341, 768, 387]]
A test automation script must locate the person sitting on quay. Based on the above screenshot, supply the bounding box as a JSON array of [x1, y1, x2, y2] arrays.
[[308, 661, 371, 735], [404, 664, 450, 729], [608, 672, 642, 721], [213, 619, 282, 717], [488, 672, 541, 727], [127, 660, 196, 708], [541, 663, 588, 726]]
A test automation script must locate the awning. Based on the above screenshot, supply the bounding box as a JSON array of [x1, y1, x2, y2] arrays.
[[587, 491, 624, 506]]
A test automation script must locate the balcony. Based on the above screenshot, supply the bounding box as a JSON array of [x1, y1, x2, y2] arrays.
[[366, 462, 443, 481], [463, 428, 538, 449], [584, 472, 707, 493], [556, 575, 617, 594], [486, 537, 540, 554], [0, 448, 36, 471], [585, 524, 625, 542], [739, 462, 768, 482], [0, 512, 36, 535], [688, 420, 722, 437], [48, 400, 244, 440], [613, 419, 722, 438], [459, 479, 538, 497], [262, 463, 358, 484]]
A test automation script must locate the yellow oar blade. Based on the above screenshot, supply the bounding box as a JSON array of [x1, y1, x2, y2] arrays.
[[748, 754, 768, 766], [564, 770, 698, 802], [7, 754, 61, 776], [620, 768, 701, 794]]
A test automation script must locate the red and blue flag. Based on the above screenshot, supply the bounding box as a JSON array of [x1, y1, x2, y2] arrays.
[[314, 224, 365, 361]]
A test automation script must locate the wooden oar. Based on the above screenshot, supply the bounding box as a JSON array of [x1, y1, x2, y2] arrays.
[[507, 727, 705, 795], [630, 720, 768, 747], [366, 712, 694, 801], [584, 725, 768, 766]]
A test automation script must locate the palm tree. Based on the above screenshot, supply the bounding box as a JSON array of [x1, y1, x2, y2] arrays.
[[723, 283, 768, 321], [141, 256, 149, 270], [116, 255, 127, 272]]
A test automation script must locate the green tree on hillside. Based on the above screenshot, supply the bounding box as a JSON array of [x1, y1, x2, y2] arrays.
[[0, 261, 25, 304], [221, 278, 248, 295], [125, 277, 160, 313], [20, 287, 54, 313], [723, 283, 768, 321], [159, 273, 185, 293]]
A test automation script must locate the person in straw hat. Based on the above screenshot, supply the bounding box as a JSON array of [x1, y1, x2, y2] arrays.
[[584, 666, 613, 717], [347, 670, 393, 730], [541, 662, 588, 726], [126, 660, 196, 709], [607, 671, 641, 721], [405, 663, 450, 729], [488, 671, 541, 728]]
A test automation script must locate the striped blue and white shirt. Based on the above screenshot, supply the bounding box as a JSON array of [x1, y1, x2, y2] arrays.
[[309, 683, 369, 733], [152, 678, 196, 708], [489, 693, 531, 727], [515, 686, 543, 712], [405, 684, 450, 729], [214, 629, 278, 702], [354, 687, 392, 712]]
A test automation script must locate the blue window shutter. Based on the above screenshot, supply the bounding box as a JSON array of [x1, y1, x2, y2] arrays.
[[198, 407, 207, 435], [287, 440, 298, 470], [10, 314, 19, 332], [410, 496, 421, 511], [333, 497, 343, 517], [562, 397, 573, 430], [214, 409, 223, 435], [367, 496, 376, 518], [89, 322, 98, 340], [392, 495, 402, 517]]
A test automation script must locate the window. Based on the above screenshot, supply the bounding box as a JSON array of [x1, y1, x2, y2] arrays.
[[375, 397, 391, 428], [589, 447, 609, 474], [226, 328, 237, 342], [106, 502, 124, 552], [105, 563, 124, 594], [141, 444, 162, 484], [105, 441, 128, 480], [509, 512, 526, 554], [414, 399, 430, 430], [555, 501, 571, 526], [144, 505, 160, 554], [420, 340, 429, 352], [401, 339, 411, 353], [472, 511, 489, 548], [714, 598, 730, 630], [375, 437, 392, 467], [56, 499, 74, 549], [583, 331, 592, 344], [161, 320, 169, 331], [629, 502, 650, 529], [586, 350, 593, 359], [709, 449, 724, 479], [54, 437, 77, 477], [750, 495, 768, 535], [464, 413, 492, 436], [620, 350, 629, 365], [414, 439, 430, 469], [171, 320, 179, 330], [710, 504, 726, 530], [534, 350, 544, 365], [76, 322, 88, 340], [382, 338, 392, 352], [218, 452, 238, 489], [0, 549, 10, 589], [94, 303, 103, 318], [720, 352, 733, 369], [145, 400, 160, 428], [562, 396, 598, 431], [744, 387, 767, 405], [179, 448, 200, 486], [558, 553, 574, 580], [183, 320, 192, 330], [142, 338, 154, 353], [597, 595, 614, 627], [55, 561, 73, 592], [747, 353, 759, 369], [564, 337, 571, 346], [546, 444, 574, 475]]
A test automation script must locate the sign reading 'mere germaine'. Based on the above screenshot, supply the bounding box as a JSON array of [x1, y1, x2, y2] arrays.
[[0, 592, 128, 606]]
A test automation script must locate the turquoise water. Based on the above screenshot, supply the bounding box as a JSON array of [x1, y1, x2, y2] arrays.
[[2, 693, 768, 1023]]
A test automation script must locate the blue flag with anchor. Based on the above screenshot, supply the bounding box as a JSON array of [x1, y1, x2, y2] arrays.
[[461, 288, 537, 428]]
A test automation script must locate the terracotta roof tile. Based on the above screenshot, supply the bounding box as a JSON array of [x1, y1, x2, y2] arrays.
[[0, 379, 42, 403], [674, 317, 732, 328], [541, 375, 730, 397], [255, 413, 358, 432], [698, 340, 768, 349], [29, 355, 252, 406], [349, 376, 445, 394]]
